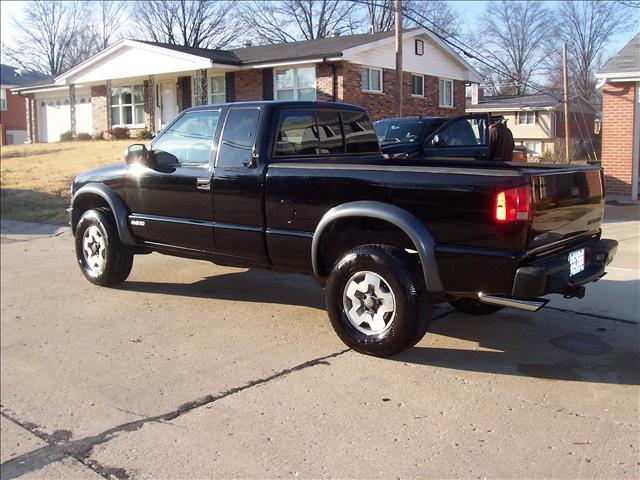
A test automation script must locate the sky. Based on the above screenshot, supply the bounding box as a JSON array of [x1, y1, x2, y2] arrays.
[[1, 0, 638, 67]]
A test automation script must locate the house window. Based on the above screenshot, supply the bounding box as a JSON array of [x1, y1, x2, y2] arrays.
[[524, 141, 542, 155], [275, 66, 316, 100], [361, 66, 382, 93], [439, 78, 453, 107], [110, 84, 144, 126], [411, 74, 424, 96], [209, 75, 226, 104], [517, 111, 535, 125], [415, 39, 424, 56], [0, 88, 7, 111]]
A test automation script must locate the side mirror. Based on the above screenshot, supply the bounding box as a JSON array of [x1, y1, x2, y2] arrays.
[[124, 144, 152, 166]]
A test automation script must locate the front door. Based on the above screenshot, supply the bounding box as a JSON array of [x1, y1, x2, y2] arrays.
[[125, 108, 223, 251], [158, 80, 177, 130], [423, 114, 490, 160]]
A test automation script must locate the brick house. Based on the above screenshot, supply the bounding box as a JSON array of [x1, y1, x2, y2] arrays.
[[12, 28, 479, 143], [0, 64, 50, 145], [466, 87, 599, 160], [595, 33, 640, 202]]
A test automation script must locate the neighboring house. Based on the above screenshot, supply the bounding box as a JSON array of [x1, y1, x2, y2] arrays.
[[12, 28, 480, 143], [466, 86, 599, 160], [0, 64, 50, 145], [595, 33, 639, 202]]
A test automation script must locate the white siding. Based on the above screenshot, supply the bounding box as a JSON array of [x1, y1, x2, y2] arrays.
[[66, 45, 211, 84], [346, 34, 467, 81]]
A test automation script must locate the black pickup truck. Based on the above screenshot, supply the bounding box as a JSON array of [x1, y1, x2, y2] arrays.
[[69, 101, 617, 356]]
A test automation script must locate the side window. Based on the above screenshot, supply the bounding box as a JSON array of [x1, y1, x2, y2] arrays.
[[436, 118, 482, 147], [152, 110, 220, 165], [275, 109, 318, 156], [317, 111, 344, 154], [342, 110, 379, 154], [217, 107, 260, 168]]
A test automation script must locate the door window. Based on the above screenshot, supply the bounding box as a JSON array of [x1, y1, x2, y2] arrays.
[[217, 108, 260, 168], [275, 109, 318, 156], [435, 117, 486, 147], [152, 110, 221, 165]]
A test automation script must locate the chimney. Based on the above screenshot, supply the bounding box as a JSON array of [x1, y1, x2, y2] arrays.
[[471, 83, 484, 105], [243, 40, 253, 48]]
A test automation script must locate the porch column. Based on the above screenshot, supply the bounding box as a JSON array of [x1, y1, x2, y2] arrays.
[[106, 80, 112, 129], [147, 74, 155, 133], [194, 69, 208, 106], [69, 84, 77, 136]]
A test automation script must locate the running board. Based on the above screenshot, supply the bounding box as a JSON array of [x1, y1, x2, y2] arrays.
[[478, 293, 549, 312]]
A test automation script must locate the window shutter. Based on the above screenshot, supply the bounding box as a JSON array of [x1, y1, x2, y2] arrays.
[[225, 72, 236, 102], [262, 68, 274, 100]]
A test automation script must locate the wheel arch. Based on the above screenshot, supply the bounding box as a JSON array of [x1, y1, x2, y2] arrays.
[[312, 201, 444, 292], [71, 183, 136, 246]]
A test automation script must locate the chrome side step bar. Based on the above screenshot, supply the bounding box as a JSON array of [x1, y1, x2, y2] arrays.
[[478, 293, 549, 312]]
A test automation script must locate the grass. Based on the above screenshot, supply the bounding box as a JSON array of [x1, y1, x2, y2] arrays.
[[1, 140, 131, 225]]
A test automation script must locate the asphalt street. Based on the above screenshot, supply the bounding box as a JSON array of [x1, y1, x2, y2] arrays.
[[1, 205, 638, 479]]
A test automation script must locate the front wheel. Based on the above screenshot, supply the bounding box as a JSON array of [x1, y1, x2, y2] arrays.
[[75, 209, 133, 286], [325, 245, 431, 357]]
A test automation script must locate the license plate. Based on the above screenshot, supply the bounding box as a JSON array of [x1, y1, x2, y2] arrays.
[[568, 248, 585, 276]]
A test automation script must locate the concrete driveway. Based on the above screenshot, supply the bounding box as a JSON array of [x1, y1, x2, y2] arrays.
[[1, 205, 638, 479]]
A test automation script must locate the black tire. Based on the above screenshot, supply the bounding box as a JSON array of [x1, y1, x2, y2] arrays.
[[449, 298, 503, 315], [325, 245, 431, 357], [75, 209, 133, 286]]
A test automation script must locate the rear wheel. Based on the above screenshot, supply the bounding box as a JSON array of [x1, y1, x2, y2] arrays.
[[449, 298, 503, 315], [75, 209, 133, 286], [325, 245, 431, 357]]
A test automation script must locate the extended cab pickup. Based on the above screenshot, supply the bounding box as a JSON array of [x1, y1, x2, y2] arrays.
[[69, 101, 617, 356]]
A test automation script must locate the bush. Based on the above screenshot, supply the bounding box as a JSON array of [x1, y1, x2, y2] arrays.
[[135, 128, 154, 140], [60, 130, 74, 142], [92, 130, 105, 140], [76, 132, 92, 141], [108, 127, 130, 140]]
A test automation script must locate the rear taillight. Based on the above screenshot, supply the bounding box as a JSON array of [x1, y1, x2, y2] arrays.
[[495, 185, 532, 222]]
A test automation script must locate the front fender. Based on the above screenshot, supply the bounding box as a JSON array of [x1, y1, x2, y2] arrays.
[[71, 183, 136, 246], [312, 201, 444, 292]]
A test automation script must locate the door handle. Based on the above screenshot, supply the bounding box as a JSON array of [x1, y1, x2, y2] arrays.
[[196, 177, 211, 190]]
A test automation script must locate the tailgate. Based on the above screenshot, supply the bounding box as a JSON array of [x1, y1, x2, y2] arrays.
[[528, 167, 604, 249]]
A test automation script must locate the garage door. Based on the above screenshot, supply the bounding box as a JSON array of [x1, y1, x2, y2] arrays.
[[37, 95, 93, 143]]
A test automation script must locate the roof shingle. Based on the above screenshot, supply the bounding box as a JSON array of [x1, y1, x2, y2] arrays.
[[599, 33, 640, 75]]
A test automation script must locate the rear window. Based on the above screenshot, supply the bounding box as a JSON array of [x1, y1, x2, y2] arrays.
[[275, 108, 378, 157], [342, 110, 379, 153]]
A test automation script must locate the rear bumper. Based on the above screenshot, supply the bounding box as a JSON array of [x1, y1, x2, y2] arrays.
[[511, 238, 618, 299]]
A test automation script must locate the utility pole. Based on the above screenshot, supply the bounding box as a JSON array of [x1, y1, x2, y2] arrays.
[[562, 43, 570, 162], [395, 0, 403, 117]]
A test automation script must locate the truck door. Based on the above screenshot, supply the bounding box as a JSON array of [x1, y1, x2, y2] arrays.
[[423, 114, 489, 160], [125, 108, 221, 251], [211, 106, 270, 265]]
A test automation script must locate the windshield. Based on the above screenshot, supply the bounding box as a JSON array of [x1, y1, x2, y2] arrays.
[[374, 119, 423, 144]]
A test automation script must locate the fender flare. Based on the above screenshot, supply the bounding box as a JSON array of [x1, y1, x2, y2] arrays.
[[71, 183, 136, 246], [311, 201, 444, 292]]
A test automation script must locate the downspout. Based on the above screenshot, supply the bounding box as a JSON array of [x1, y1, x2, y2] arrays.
[[632, 82, 639, 202], [323, 57, 338, 101]]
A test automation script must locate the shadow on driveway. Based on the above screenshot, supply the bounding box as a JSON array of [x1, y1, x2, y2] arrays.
[[120, 268, 639, 386]]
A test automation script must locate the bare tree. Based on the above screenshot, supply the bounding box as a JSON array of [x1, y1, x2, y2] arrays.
[[238, 0, 361, 44], [556, 0, 637, 104], [362, 0, 460, 38], [476, 0, 555, 95], [1, 0, 85, 76], [93, 0, 127, 50], [130, 0, 237, 49]]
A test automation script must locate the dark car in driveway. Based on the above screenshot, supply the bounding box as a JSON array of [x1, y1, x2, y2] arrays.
[[68, 101, 617, 357]]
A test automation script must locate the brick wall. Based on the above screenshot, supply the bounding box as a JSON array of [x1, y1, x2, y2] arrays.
[[235, 70, 263, 101], [1, 89, 27, 130], [91, 85, 108, 136], [601, 81, 636, 197], [337, 62, 465, 121], [316, 63, 335, 101]]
